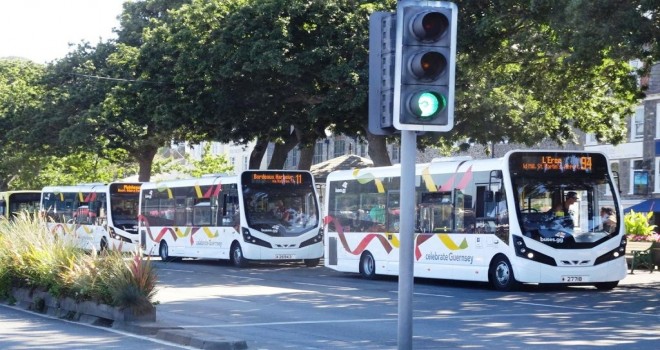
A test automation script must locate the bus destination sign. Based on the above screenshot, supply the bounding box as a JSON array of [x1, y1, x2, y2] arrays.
[[113, 184, 141, 194], [510, 152, 609, 174], [249, 172, 306, 185]]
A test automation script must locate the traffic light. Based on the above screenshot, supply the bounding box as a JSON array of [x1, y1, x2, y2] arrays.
[[368, 12, 396, 135], [393, 1, 457, 132]]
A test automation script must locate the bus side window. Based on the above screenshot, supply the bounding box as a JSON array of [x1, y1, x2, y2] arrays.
[[462, 194, 475, 233], [192, 200, 211, 226], [174, 197, 187, 226], [220, 193, 239, 226]]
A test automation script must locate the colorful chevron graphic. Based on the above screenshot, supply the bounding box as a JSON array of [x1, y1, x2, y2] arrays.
[[324, 215, 393, 255], [138, 215, 220, 246], [415, 233, 468, 260]]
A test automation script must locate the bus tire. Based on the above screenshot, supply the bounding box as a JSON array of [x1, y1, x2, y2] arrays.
[[489, 255, 518, 291], [359, 251, 376, 279], [594, 281, 618, 290], [230, 242, 247, 268], [159, 241, 173, 262], [304, 258, 320, 267]]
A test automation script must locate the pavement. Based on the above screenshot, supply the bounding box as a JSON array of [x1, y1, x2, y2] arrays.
[[113, 266, 659, 350], [618, 267, 660, 289], [6, 266, 659, 350]]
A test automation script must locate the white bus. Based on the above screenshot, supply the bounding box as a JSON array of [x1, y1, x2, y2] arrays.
[[41, 183, 142, 252], [0, 190, 41, 220], [324, 150, 627, 290], [139, 170, 323, 267]]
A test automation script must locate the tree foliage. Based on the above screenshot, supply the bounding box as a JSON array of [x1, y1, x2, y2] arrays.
[[184, 143, 234, 178], [0, 59, 47, 189], [1, 0, 659, 184]]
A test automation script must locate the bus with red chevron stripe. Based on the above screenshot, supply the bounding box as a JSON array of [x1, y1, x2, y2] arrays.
[[40, 183, 142, 252], [324, 150, 627, 291], [138, 170, 323, 267]]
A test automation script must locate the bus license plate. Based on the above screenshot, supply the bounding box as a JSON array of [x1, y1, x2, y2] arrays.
[[561, 275, 589, 283], [275, 254, 295, 260]]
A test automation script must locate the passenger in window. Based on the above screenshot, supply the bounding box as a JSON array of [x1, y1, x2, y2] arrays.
[[369, 198, 386, 225], [600, 207, 617, 233], [306, 211, 318, 228], [293, 206, 308, 226], [337, 198, 356, 228]]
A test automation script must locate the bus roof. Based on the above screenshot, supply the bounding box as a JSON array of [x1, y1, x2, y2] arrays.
[[139, 175, 237, 190], [326, 157, 504, 182]]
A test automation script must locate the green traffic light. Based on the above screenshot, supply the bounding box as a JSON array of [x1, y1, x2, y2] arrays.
[[411, 92, 446, 119]]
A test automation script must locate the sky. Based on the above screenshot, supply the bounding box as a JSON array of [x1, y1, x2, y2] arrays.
[[0, 0, 127, 64]]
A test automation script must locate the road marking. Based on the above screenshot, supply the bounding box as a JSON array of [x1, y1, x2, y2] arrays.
[[182, 318, 398, 328], [179, 313, 556, 329], [294, 282, 359, 290], [515, 301, 660, 317], [390, 290, 454, 298], [160, 268, 264, 282], [413, 292, 454, 298], [180, 307, 660, 330], [161, 268, 195, 273]]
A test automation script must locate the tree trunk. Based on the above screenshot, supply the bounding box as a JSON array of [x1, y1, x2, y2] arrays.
[[249, 138, 268, 169], [297, 144, 315, 170], [268, 130, 299, 169], [366, 132, 392, 167], [135, 145, 158, 182]]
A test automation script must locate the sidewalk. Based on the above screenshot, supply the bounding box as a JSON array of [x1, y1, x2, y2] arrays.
[[619, 267, 660, 289]]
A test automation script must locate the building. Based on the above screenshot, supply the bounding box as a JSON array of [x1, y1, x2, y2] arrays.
[[585, 63, 660, 222]]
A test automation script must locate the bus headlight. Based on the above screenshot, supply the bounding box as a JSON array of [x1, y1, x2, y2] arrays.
[[242, 227, 272, 248], [512, 235, 556, 266], [594, 236, 627, 265]]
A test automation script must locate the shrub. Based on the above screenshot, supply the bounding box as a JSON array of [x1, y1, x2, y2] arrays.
[[0, 212, 158, 310], [624, 210, 657, 241], [100, 251, 158, 312], [0, 213, 77, 295]]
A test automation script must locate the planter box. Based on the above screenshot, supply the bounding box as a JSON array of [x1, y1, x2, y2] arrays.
[[7, 287, 156, 324]]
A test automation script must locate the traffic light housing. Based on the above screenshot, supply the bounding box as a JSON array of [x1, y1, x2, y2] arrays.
[[368, 12, 396, 135], [393, 1, 457, 132]]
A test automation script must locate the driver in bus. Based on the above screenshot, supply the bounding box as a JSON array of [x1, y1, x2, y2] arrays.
[[272, 200, 291, 222], [550, 191, 578, 228]]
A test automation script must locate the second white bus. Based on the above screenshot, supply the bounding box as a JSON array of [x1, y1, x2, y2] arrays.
[[139, 170, 323, 267], [324, 150, 627, 290], [41, 183, 142, 252]]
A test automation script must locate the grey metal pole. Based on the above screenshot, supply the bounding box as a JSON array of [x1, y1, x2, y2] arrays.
[[398, 130, 417, 349]]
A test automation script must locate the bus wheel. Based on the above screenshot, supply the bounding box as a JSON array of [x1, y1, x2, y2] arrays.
[[594, 281, 618, 290], [159, 241, 172, 262], [304, 258, 320, 267], [360, 252, 376, 279], [230, 243, 247, 268], [489, 255, 518, 291]]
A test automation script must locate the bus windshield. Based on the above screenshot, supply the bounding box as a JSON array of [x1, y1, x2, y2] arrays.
[[109, 183, 141, 233], [510, 152, 618, 249], [241, 172, 319, 237]]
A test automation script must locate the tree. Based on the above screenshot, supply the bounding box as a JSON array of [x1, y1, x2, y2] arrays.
[[184, 143, 234, 177], [443, 0, 658, 150], [158, 0, 395, 168], [11, 0, 195, 182], [0, 59, 47, 189]]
